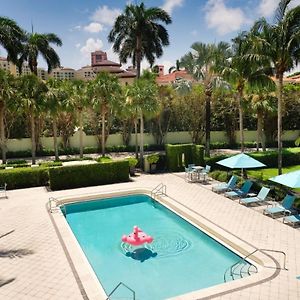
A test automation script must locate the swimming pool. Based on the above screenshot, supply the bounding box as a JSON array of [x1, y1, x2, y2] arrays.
[[63, 194, 252, 299]]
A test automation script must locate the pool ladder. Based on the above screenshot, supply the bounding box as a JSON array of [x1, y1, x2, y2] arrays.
[[151, 183, 167, 199], [224, 248, 287, 282], [106, 282, 135, 300]]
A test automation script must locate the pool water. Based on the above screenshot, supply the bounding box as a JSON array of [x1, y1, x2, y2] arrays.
[[64, 194, 251, 299]]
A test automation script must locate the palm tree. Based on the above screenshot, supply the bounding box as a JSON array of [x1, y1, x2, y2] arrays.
[[18, 75, 47, 164], [108, 2, 172, 78], [45, 79, 67, 160], [18, 31, 62, 75], [246, 88, 277, 151], [64, 80, 88, 158], [88, 72, 122, 157], [127, 78, 159, 167], [0, 17, 25, 63], [181, 41, 231, 156], [168, 59, 181, 73], [222, 33, 274, 152], [0, 69, 15, 163], [250, 0, 300, 174]]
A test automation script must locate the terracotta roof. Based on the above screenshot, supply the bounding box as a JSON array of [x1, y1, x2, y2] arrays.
[[115, 71, 136, 78], [156, 70, 193, 84], [0, 57, 7, 61], [92, 60, 121, 67]]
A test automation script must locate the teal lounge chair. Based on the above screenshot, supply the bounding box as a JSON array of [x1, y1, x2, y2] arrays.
[[240, 187, 270, 206], [263, 194, 296, 218], [225, 180, 253, 199], [283, 214, 300, 227], [212, 175, 237, 193]]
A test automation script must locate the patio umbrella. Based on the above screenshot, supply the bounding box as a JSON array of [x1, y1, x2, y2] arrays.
[[269, 170, 300, 189], [216, 153, 266, 169]]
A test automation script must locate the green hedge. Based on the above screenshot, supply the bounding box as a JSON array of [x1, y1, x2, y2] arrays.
[[166, 144, 204, 172], [0, 167, 49, 190], [49, 160, 129, 190]]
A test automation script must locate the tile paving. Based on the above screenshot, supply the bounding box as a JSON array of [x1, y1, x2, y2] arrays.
[[0, 173, 299, 299]]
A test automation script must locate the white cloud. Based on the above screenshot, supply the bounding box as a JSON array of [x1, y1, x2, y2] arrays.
[[204, 0, 250, 35], [161, 0, 184, 15], [91, 5, 121, 26], [258, 0, 278, 17], [84, 22, 103, 33], [258, 0, 300, 18], [75, 43, 81, 48], [80, 38, 103, 58]]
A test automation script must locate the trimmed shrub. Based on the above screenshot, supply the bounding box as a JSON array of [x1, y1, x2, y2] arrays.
[[0, 167, 49, 190], [49, 160, 129, 190], [166, 144, 204, 172], [96, 156, 113, 163], [39, 161, 63, 168]]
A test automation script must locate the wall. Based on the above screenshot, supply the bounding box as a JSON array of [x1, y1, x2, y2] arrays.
[[5, 130, 300, 152]]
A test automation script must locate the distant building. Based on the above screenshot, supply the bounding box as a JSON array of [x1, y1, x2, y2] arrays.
[[90, 50, 136, 85], [75, 65, 96, 81], [0, 56, 48, 80], [50, 67, 75, 80], [156, 65, 193, 85]]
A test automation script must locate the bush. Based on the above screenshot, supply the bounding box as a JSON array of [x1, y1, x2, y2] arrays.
[[0, 167, 49, 190], [39, 161, 63, 168], [146, 153, 160, 164], [49, 160, 129, 190], [166, 144, 204, 172], [7, 159, 27, 165], [124, 157, 138, 167], [96, 156, 113, 163]]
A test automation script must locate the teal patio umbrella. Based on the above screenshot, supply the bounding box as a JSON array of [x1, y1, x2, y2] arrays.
[[216, 153, 266, 169], [269, 170, 300, 189]]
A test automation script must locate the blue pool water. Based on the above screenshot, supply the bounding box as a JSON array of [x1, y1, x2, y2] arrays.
[[64, 194, 250, 299]]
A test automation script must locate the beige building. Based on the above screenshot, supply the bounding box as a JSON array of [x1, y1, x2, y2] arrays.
[[0, 56, 48, 80], [50, 67, 75, 80], [75, 65, 96, 81]]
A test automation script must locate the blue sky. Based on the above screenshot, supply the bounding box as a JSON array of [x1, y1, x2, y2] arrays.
[[1, 0, 300, 73]]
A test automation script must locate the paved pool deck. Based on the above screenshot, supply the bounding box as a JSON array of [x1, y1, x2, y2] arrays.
[[0, 173, 299, 299]]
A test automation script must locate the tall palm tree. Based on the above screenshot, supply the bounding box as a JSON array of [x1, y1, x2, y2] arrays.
[[18, 31, 62, 75], [0, 69, 15, 163], [181, 41, 231, 156], [108, 2, 172, 78], [45, 79, 67, 161], [88, 72, 122, 157], [222, 33, 274, 152], [0, 17, 25, 63], [17, 74, 47, 164], [127, 78, 159, 167], [64, 80, 88, 158], [250, 0, 300, 174], [246, 88, 277, 151]]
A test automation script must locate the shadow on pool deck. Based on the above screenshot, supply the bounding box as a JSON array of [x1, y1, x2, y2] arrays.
[[0, 248, 34, 259], [0, 277, 15, 288]]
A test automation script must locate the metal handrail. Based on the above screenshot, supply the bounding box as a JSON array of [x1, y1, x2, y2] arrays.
[[151, 183, 166, 198], [106, 282, 135, 300], [224, 248, 287, 282]]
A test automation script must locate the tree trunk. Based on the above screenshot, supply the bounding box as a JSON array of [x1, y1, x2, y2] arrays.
[[136, 35, 142, 79], [134, 118, 138, 160], [30, 109, 36, 164], [101, 105, 106, 157], [140, 113, 144, 169], [205, 88, 211, 157], [53, 118, 59, 161], [277, 74, 283, 175], [237, 90, 244, 152], [79, 109, 83, 158], [0, 102, 6, 164], [256, 110, 263, 151]]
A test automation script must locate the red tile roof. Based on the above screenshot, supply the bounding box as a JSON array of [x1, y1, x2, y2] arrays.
[[156, 70, 193, 85]]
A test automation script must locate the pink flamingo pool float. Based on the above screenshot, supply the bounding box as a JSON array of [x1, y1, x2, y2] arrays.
[[122, 226, 153, 246]]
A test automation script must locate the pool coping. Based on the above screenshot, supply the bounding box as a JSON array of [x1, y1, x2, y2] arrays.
[[49, 188, 282, 300]]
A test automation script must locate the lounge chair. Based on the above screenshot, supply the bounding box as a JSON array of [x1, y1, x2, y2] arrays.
[[225, 180, 253, 199], [0, 183, 7, 198], [185, 166, 197, 182], [212, 175, 237, 193], [239, 187, 270, 206], [263, 194, 296, 218], [283, 214, 300, 227]]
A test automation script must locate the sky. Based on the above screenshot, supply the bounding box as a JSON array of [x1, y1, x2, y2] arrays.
[[1, 0, 300, 74]]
